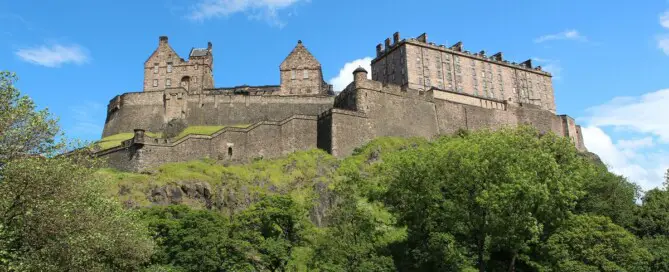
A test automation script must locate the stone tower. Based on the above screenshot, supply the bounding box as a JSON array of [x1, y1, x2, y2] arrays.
[[279, 40, 332, 96], [143, 36, 214, 93]]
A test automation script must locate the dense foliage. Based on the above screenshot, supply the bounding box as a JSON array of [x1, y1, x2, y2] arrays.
[[4, 70, 669, 271], [0, 71, 154, 271]]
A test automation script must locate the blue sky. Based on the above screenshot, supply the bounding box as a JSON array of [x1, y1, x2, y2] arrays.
[[2, 0, 669, 190]]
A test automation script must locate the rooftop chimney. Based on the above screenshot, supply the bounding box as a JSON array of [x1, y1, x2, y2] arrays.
[[417, 33, 428, 43], [450, 41, 463, 52], [385, 38, 391, 50], [376, 44, 383, 57], [492, 52, 503, 61], [207, 41, 212, 50], [393, 32, 400, 44], [159, 36, 168, 45], [520, 59, 532, 69]]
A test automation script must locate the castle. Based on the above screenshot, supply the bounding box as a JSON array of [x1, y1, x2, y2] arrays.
[[98, 33, 586, 172]]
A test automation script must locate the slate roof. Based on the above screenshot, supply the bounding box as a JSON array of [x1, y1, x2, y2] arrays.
[[189, 48, 209, 57]]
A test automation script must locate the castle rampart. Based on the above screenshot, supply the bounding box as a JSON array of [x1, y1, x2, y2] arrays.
[[97, 33, 586, 172]]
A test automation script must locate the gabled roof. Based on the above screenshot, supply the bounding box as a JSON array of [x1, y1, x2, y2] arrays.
[[279, 40, 321, 70], [144, 43, 181, 65]]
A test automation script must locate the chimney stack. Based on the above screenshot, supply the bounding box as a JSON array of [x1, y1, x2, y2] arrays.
[[159, 36, 168, 45], [376, 44, 383, 57], [393, 32, 400, 44], [384, 38, 391, 51], [207, 41, 212, 50]]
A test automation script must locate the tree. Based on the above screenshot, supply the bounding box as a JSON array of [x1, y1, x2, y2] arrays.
[[635, 188, 669, 237], [0, 71, 62, 164], [542, 215, 652, 272], [309, 194, 396, 272], [383, 127, 594, 271], [0, 71, 154, 271], [233, 195, 313, 272], [0, 156, 154, 271], [141, 205, 246, 272], [576, 166, 640, 230]]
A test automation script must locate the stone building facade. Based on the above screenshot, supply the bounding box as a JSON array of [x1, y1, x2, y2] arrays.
[[97, 33, 586, 172], [372, 32, 555, 113]]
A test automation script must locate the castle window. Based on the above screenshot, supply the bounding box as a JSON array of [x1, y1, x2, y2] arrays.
[[153, 79, 158, 87], [303, 70, 309, 79], [166, 78, 171, 87], [153, 63, 158, 74], [195, 65, 198, 70], [291, 70, 296, 80], [228, 147, 233, 157], [167, 62, 173, 73]]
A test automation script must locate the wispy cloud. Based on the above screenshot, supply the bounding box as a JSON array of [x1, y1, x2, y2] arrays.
[[658, 11, 669, 55], [328, 57, 372, 92], [580, 89, 669, 190], [534, 29, 587, 43], [15, 44, 89, 68], [187, 0, 307, 27], [661, 10, 669, 29], [67, 102, 104, 139]]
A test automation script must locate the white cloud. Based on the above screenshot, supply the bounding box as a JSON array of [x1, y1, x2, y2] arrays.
[[581, 88, 669, 190], [187, 0, 306, 27], [661, 10, 669, 29], [534, 29, 587, 43], [658, 36, 669, 55], [582, 126, 667, 191], [328, 57, 372, 92], [15, 44, 89, 68], [583, 89, 669, 142]]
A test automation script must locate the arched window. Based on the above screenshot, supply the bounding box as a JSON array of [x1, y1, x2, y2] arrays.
[[180, 76, 190, 91]]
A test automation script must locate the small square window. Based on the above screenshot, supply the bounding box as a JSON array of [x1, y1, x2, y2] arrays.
[[166, 78, 171, 87], [153, 79, 158, 87], [167, 62, 173, 73], [303, 70, 309, 79]]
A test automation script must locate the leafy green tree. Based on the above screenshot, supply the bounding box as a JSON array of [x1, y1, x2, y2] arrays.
[[233, 195, 313, 272], [0, 71, 62, 164], [309, 194, 395, 272], [635, 188, 669, 237], [542, 215, 652, 272], [576, 167, 640, 229], [142, 205, 246, 272], [0, 156, 154, 271], [0, 71, 154, 271], [383, 127, 593, 271]]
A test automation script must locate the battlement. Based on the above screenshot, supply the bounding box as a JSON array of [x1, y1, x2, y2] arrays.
[[98, 33, 585, 172], [373, 32, 548, 75]]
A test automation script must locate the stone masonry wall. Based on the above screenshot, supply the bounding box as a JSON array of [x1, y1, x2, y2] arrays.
[[99, 115, 318, 172], [324, 74, 586, 158], [102, 89, 333, 138]]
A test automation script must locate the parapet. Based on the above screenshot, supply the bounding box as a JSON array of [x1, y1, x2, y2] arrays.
[[373, 32, 551, 76]]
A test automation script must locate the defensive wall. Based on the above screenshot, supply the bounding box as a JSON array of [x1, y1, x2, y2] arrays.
[[103, 87, 334, 137], [98, 115, 318, 172], [318, 69, 586, 157]]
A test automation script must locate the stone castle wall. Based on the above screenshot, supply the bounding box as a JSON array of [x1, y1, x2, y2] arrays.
[[102, 89, 333, 137], [320, 70, 585, 158], [99, 115, 318, 172]]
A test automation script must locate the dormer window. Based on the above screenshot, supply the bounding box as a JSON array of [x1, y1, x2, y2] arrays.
[[153, 63, 158, 74], [167, 62, 173, 73], [303, 70, 309, 79], [291, 70, 296, 80]]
